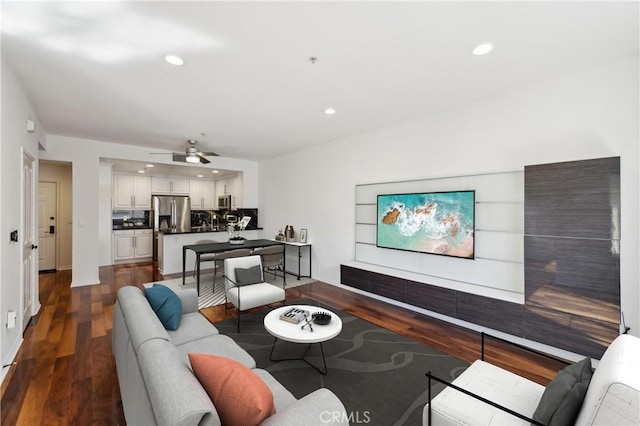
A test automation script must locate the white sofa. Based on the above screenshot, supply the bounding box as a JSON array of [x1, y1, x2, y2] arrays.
[[423, 334, 640, 425]]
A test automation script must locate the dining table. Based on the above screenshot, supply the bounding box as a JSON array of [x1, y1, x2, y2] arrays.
[[182, 238, 286, 295]]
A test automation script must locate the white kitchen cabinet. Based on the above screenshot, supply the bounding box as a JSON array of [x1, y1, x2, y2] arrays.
[[113, 175, 151, 209], [113, 230, 134, 260], [214, 173, 243, 208], [215, 176, 232, 195], [190, 179, 216, 209], [151, 177, 190, 195], [134, 229, 153, 258], [113, 229, 152, 261]]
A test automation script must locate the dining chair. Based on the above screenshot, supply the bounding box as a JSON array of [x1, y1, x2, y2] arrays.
[[251, 245, 286, 286], [192, 239, 217, 277], [211, 248, 251, 291]]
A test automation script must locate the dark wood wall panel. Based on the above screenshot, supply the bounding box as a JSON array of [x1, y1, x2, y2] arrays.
[[524, 156, 621, 357], [525, 236, 620, 323], [524, 306, 619, 359], [457, 293, 523, 336], [407, 281, 457, 317], [524, 157, 620, 239]]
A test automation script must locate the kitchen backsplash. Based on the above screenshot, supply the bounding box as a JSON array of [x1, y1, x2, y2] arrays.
[[113, 210, 150, 229], [191, 208, 259, 230]]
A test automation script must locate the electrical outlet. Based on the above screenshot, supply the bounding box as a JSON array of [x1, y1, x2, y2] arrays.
[[7, 311, 16, 329]]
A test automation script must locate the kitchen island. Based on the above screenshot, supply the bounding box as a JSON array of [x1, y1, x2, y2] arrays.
[[157, 228, 263, 275]]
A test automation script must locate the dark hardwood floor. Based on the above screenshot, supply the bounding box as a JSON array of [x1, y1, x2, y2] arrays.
[[1, 263, 565, 425]]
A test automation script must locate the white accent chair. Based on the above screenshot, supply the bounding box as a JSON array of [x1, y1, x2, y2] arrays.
[[224, 255, 285, 331], [423, 334, 640, 426]]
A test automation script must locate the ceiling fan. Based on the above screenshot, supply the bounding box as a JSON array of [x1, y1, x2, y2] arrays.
[[151, 139, 219, 164]]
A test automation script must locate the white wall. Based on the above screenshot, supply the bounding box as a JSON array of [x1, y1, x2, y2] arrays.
[[259, 57, 640, 338], [98, 163, 113, 266], [1, 61, 45, 378], [39, 136, 259, 286]]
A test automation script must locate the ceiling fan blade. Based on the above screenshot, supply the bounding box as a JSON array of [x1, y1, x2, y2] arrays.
[[197, 151, 219, 157], [172, 153, 187, 162], [198, 154, 211, 164]]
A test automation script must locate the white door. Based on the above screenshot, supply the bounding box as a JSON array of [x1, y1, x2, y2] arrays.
[[38, 181, 57, 271], [23, 154, 37, 329]]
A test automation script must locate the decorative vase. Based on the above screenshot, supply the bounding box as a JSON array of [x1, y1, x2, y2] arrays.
[[285, 225, 295, 242]]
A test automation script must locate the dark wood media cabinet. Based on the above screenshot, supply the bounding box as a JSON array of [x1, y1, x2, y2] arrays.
[[340, 264, 617, 359]]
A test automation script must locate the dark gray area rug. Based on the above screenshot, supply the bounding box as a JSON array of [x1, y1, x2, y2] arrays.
[[214, 299, 469, 426]]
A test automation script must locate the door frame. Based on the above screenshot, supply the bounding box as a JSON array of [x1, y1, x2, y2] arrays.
[[21, 150, 40, 329]]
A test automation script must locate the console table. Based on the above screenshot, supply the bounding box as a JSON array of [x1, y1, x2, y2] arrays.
[[282, 241, 312, 280]]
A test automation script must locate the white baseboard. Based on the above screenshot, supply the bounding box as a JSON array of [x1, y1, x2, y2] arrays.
[[1, 336, 23, 385]]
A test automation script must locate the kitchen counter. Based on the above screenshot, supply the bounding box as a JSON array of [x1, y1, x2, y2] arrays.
[[113, 225, 152, 230], [158, 227, 262, 235]]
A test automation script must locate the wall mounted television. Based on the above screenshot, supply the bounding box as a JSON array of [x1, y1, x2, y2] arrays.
[[377, 190, 475, 259]]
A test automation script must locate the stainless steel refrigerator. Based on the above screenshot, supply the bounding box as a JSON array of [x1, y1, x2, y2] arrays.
[[152, 195, 191, 259]]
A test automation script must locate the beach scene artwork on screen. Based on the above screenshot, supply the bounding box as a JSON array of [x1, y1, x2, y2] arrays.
[[377, 190, 475, 259]]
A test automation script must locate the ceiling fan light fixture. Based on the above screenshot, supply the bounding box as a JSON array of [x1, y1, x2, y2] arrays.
[[185, 154, 200, 163]]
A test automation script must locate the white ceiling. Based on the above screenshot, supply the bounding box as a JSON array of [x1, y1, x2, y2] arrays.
[[3, 1, 638, 161]]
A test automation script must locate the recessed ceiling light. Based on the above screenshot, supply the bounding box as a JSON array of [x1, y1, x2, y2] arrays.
[[472, 44, 493, 56], [212, 170, 219, 174], [197, 174, 204, 178], [145, 164, 154, 168], [164, 54, 184, 66], [138, 170, 145, 174], [324, 108, 336, 115]]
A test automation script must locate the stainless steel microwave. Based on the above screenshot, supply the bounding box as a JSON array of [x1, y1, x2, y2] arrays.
[[218, 195, 232, 209]]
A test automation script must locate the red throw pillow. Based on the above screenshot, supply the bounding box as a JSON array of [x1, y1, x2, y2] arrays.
[[189, 353, 276, 425]]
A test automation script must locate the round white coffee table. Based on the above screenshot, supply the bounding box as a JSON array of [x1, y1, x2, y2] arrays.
[[264, 305, 342, 374]]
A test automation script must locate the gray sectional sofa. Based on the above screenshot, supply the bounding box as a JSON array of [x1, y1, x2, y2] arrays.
[[112, 285, 348, 425]]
